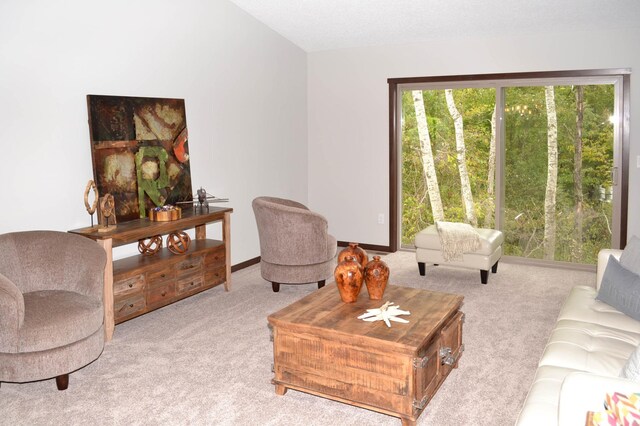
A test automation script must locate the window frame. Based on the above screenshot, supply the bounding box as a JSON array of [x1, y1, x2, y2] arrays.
[[387, 69, 630, 257]]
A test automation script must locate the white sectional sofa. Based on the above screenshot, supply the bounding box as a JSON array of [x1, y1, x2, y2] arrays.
[[517, 249, 640, 425]]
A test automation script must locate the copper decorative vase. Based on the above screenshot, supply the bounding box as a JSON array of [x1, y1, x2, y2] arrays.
[[364, 255, 389, 300], [334, 255, 364, 303], [337, 242, 369, 268]]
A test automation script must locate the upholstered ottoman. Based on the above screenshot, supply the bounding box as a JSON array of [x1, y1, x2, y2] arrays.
[[415, 225, 504, 284]]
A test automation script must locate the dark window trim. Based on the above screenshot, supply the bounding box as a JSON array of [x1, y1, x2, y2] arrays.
[[388, 68, 631, 253]]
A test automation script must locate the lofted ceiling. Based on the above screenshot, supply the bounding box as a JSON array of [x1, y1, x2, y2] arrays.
[[227, 0, 640, 52]]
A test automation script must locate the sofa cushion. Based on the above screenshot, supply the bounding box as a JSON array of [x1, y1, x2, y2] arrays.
[[597, 249, 623, 291], [558, 285, 640, 334], [516, 365, 579, 426], [538, 319, 639, 376], [19, 290, 103, 352], [597, 256, 640, 321], [621, 345, 640, 381], [620, 236, 640, 276], [558, 372, 640, 424]]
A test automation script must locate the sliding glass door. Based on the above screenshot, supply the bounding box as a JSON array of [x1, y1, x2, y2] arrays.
[[503, 84, 616, 263], [395, 71, 627, 265]]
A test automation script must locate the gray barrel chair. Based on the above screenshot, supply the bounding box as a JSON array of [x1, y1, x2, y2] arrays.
[[0, 230, 106, 390], [252, 196, 337, 292]]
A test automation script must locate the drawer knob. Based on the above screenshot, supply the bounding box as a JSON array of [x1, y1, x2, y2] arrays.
[[160, 274, 166, 278], [161, 292, 167, 297], [128, 283, 133, 288], [129, 304, 134, 308]]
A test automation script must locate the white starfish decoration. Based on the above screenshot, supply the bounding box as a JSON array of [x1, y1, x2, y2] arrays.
[[357, 301, 411, 327]]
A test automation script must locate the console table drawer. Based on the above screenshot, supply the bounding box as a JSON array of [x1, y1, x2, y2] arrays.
[[176, 274, 204, 295], [204, 245, 225, 268], [114, 274, 145, 297], [115, 294, 146, 321], [147, 268, 175, 282], [146, 281, 176, 307], [176, 256, 203, 274], [205, 266, 226, 286]]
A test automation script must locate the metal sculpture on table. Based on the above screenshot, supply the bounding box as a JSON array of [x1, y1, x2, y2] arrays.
[[176, 187, 228, 212]]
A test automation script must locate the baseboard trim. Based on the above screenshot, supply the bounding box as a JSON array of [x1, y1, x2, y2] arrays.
[[337, 241, 392, 253], [231, 256, 260, 272]]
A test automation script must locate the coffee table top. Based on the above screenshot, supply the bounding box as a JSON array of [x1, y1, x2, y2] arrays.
[[268, 284, 463, 355]]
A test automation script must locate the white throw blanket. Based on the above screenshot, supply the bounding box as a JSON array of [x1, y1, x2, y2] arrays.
[[435, 221, 481, 262]]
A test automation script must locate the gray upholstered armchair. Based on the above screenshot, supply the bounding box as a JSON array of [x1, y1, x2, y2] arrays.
[[0, 230, 106, 390], [252, 196, 337, 292]]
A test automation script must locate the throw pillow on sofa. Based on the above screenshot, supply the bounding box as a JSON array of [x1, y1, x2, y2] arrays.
[[596, 255, 640, 321], [620, 236, 640, 276], [621, 345, 640, 381]]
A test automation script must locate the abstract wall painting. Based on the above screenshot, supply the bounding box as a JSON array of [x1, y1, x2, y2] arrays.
[[87, 95, 193, 222]]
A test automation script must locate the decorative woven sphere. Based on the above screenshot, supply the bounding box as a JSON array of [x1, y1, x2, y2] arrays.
[[138, 235, 163, 256], [167, 231, 191, 255]]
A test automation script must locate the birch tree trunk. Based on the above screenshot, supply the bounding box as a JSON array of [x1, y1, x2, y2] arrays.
[[484, 105, 497, 228], [445, 89, 477, 227], [412, 90, 444, 222], [543, 86, 558, 260], [573, 86, 584, 262]]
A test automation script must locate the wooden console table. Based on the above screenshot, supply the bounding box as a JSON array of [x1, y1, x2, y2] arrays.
[[69, 206, 232, 341]]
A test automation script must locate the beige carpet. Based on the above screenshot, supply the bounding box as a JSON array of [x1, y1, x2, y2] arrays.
[[1, 251, 595, 425]]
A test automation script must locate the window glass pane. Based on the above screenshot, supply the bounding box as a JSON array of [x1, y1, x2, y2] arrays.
[[401, 88, 496, 246], [503, 85, 614, 263]]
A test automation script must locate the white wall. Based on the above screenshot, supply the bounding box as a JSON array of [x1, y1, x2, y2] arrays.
[[0, 0, 307, 263], [2, 2, 637, 262], [308, 28, 640, 247]]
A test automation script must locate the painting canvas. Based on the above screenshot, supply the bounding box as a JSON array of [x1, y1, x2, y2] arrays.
[[87, 95, 193, 222]]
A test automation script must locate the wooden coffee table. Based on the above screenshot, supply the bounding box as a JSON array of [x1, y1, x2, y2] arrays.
[[267, 284, 464, 425]]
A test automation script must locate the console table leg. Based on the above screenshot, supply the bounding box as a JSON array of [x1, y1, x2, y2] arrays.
[[223, 211, 231, 291], [97, 238, 114, 342], [401, 417, 416, 426], [195, 224, 206, 240]]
